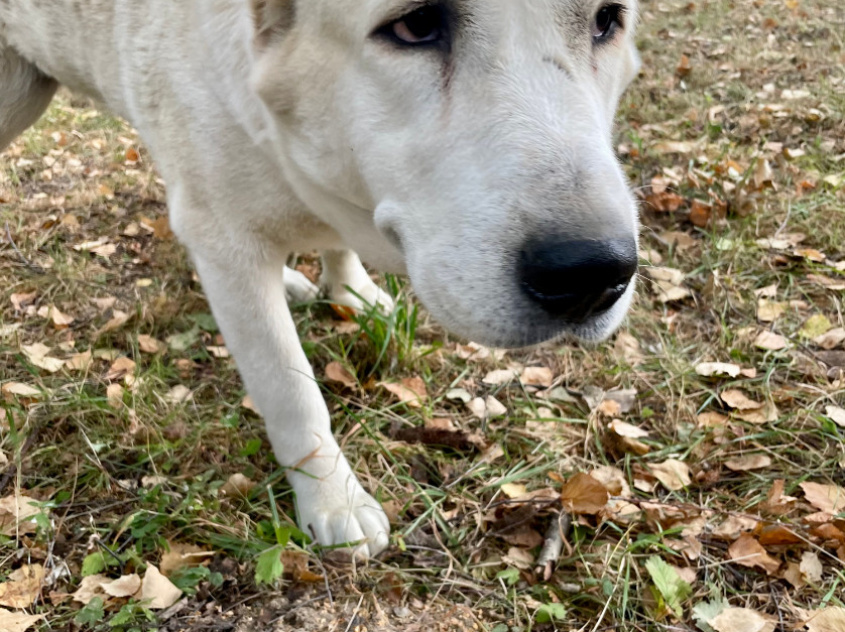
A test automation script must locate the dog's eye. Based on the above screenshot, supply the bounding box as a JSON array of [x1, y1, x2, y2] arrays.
[[381, 5, 445, 46], [593, 4, 625, 42]]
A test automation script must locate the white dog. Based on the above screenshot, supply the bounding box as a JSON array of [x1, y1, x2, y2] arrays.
[[1, 0, 641, 557]]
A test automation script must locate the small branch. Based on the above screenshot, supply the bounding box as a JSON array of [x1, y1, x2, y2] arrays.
[[534, 511, 571, 581]]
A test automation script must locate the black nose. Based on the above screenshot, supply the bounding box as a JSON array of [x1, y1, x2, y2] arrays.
[[519, 238, 638, 322]]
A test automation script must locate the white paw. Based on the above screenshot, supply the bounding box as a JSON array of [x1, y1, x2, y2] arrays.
[[330, 279, 395, 315], [284, 267, 320, 303], [289, 469, 390, 558]]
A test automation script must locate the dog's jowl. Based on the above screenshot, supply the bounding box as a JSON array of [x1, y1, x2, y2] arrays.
[[0, 0, 641, 557]]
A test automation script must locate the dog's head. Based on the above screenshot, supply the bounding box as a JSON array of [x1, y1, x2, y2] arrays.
[[251, 0, 641, 348]]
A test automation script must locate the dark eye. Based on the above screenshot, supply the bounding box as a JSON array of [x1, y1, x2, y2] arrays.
[[380, 5, 446, 46], [593, 4, 625, 42]]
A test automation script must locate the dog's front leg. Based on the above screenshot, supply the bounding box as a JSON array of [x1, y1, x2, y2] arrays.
[[191, 245, 389, 557]]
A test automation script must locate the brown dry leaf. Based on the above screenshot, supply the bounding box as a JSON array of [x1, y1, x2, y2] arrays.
[[241, 395, 259, 414], [166, 385, 192, 404], [106, 383, 124, 409], [482, 369, 519, 386], [814, 328, 845, 350], [0, 564, 45, 608], [695, 362, 741, 378], [1, 382, 44, 403], [689, 199, 714, 227], [698, 411, 729, 427], [160, 543, 215, 577], [138, 334, 165, 354], [590, 466, 631, 497], [10, 291, 37, 311], [0, 494, 41, 536], [824, 406, 845, 428], [44, 305, 74, 328], [607, 419, 650, 454], [709, 607, 775, 632], [106, 356, 136, 381], [727, 534, 781, 575], [800, 482, 845, 514], [220, 473, 255, 498], [676, 53, 691, 76], [614, 332, 644, 365], [720, 389, 762, 411], [65, 350, 93, 372], [560, 472, 609, 515], [653, 140, 701, 155], [757, 299, 787, 322], [754, 330, 789, 351], [279, 551, 323, 583], [735, 401, 779, 424], [646, 190, 685, 212], [799, 551, 823, 584], [520, 366, 553, 388], [485, 395, 507, 418], [21, 343, 64, 373], [324, 362, 357, 389], [713, 515, 758, 540], [97, 310, 130, 335], [0, 610, 45, 632], [501, 483, 528, 499], [804, 607, 845, 632], [753, 158, 774, 190], [380, 377, 427, 408], [102, 574, 141, 598], [724, 454, 772, 471], [140, 565, 182, 609], [649, 459, 691, 491], [794, 248, 826, 263]]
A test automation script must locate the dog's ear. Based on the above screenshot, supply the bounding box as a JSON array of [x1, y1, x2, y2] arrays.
[[251, 0, 295, 47]]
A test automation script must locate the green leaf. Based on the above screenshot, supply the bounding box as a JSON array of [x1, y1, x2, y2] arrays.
[[189, 313, 219, 333], [166, 326, 200, 352], [255, 545, 284, 585], [82, 552, 107, 576], [496, 568, 520, 586], [75, 596, 105, 627], [535, 602, 567, 623], [692, 599, 728, 632], [645, 556, 692, 619]]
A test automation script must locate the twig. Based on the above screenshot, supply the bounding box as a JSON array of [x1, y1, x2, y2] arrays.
[[3, 221, 44, 273], [534, 511, 571, 581]]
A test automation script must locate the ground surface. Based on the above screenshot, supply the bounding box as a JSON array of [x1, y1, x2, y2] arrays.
[[2, 0, 844, 630]]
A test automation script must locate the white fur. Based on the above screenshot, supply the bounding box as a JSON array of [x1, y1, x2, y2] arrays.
[[0, 0, 641, 557]]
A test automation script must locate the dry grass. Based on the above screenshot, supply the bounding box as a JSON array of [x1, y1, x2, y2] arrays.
[[1, 0, 844, 630]]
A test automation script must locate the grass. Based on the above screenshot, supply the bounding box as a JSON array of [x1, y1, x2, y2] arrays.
[[2, 0, 845, 630]]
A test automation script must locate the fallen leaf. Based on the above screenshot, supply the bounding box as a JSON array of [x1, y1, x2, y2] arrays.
[[799, 551, 823, 584], [728, 535, 781, 575], [501, 483, 528, 499], [220, 473, 255, 498], [0, 564, 45, 608], [97, 310, 130, 336], [166, 385, 192, 404], [65, 350, 93, 372], [676, 53, 691, 76], [482, 369, 519, 386], [21, 343, 64, 373], [519, 366, 553, 388], [720, 389, 763, 410], [824, 406, 845, 428], [160, 543, 215, 577], [724, 454, 772, 471], [138, 334, 165, 354], [102, 574, 141, 598], [754, 330, 789, 351], [814, 328, 845, 350], [804, 607, 845, 632], [140, 565, 182, 609], [1, 382, 44, 403], [757, 299, 787, 322], [486, 395, 507, 418], [800, 482, 845, 514], [649, 459, 691, 491], [106, 383, 124, 409], [695, 362, 741, 378], [106, 356, 136, 381], [800, 314, 833, 339], [380, 377, 427, 408], [0, 495, 42, 536], [324, 362, 357, 389], [0, 610, 45, 632], [709, 607, 775, 632], [560, 473, 609, 515]]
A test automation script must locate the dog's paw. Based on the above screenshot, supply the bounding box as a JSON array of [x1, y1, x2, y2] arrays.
[[329, 279, 395, 315], [284, 267, 320, 303], [290, 471, 390, 558]]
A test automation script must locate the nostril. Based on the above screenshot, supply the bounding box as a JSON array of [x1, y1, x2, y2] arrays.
[[519, 238, 637, 321]]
